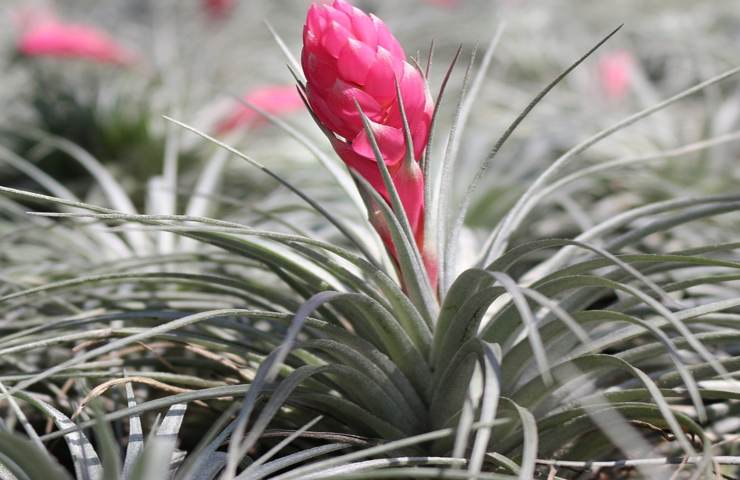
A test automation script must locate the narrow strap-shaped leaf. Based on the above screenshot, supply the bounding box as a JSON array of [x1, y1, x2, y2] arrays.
[[154, 403, 188, 475], [488, 272, 720, 420], [13, 392, 102, 480], [486, 272, 552, 384], [467, 342, 503, 478], [265, 292, 335, 383], [0, 186, 426, 334], [423, 39, 434, 79], [297, 320, 428, 414], [429, 339, 483, 431], [229, 95, 366, 215], [180, 148, 230, 251], [287, 392, 411, 444], [126, 435, 178, 480], [421, 44, 462, 176], [0, 144, 130, 258], [297, 457, 467, 479], [3, 310, 254, 398], [40, 210, 423, 337], [122, 382, 144, 480], [502, 308, 705, 422], [394, 78, 418, 170], [433, 282, 507, 374], [527, 193, 740, 278], [236, 416, 324, 479], [233, 364, 413, 478], [656, 355, 740, 390], [495, 398, 538, 480], [441, 25, 506, 294], [528, 403, 663, 476], [0, 383, 42, 451], [484, 62, 740, 262], [190, 452, 227, 480], [223, 348, 284, 479], [177, 404, 240, 480], [157, 108, 181, 254], [0, 453, 28, 480], [549, 274, 726, 380], [422, 45, 462, 255], [451, 382, 476, 460], [88, 400, 122, 480], [10, 128, 153, 254], [264, 21, 304, 83], [276, 291, 432, 399], [163, 115, 379, 267], [300, 339, 425, 429], [156, 403, 187, 442], [606, 201, 740, 252], [40, 386, 251, 443], [432, 47, 477, 295], [434, 257, 592, 372], [515, 131, 740, 255], [243, 444, 350, 480], [511, 354, 698, 456], [0, 431, 71, 480], [268, 420, 506, 480], [487, 238, 683, 310], [537, 455, 740, 470]]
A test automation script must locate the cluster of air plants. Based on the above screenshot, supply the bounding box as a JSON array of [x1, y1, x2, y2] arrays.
[[1, 0, 740, 479]]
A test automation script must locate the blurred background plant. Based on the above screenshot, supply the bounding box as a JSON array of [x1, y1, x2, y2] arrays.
[[0, 0, 739, 479]]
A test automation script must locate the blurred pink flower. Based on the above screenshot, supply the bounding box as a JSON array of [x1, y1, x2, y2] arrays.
[[301, 0, 436, 289], [599, 50, 634, 100], [214, 85, 304, 134], [202, 0, 235, 20], [16, 13, 135, 65]]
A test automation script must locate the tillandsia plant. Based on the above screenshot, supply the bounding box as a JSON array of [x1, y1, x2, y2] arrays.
[[1, 0, 740, 479]]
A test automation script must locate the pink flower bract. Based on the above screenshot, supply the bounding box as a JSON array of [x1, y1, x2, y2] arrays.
[[17, 17, 135, 65], [214, 85, 304, 135], [301, 0, 436, 289]]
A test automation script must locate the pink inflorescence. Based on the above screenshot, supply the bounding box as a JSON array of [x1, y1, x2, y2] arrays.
[[301, 0, 437, 289], [214, 86, 304, 135], [16, 13, 135, 65]]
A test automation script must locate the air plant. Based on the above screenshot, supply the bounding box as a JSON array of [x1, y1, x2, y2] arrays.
[[0, 1, 739, 479]]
